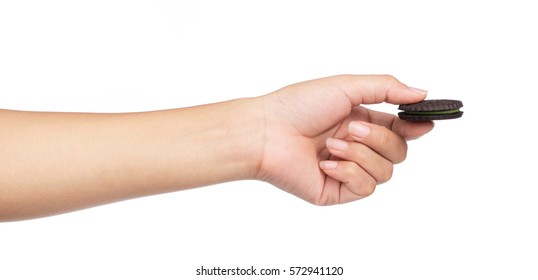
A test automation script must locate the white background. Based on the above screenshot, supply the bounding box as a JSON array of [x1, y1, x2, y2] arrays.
[[1, 1, 537, 279]]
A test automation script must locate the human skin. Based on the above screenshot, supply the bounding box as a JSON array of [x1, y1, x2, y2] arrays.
[[0, 75, 433, 221]]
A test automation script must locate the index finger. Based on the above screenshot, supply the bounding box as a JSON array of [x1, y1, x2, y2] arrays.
[[364, 107, 435, 140]]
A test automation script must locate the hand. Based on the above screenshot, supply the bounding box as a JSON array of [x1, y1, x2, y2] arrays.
[[256, 75, 434, 205]]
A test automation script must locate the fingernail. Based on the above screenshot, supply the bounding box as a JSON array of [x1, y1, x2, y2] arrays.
[[349, 122, 370, 138], [320, 160, 338, 170], [408, 87, 428, 96], [326, 137, 348, 151]]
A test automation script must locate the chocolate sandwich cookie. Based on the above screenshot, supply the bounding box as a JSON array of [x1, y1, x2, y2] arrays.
[[398, 99, 463, 121]]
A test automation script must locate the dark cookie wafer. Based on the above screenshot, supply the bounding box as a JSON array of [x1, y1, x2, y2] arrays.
[[398, 99, 463, 122], [398, 100, 463, 112], [398, 111, 463, 121]]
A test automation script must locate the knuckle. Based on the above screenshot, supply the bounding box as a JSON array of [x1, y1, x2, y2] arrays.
[[379, 74, 395, 81], [352, 143, 368, 160], [362, 177, 377, 196], [374, 127, 409, 164], [378, 74, 410, 96], [379, 74, 401, 86], [340, 162, 377, 197], [378, 164, 394, 184], [377, 127, 391, 147], [342, 162, 358, 177], [394, 141, 408, 163]]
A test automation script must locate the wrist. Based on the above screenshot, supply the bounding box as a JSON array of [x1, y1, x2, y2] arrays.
[[226, 97, 267, 180], [166, 97, 266, 184]]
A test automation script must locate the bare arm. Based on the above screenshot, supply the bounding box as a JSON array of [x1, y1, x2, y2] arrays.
[[0, 75, 434, 222], [0, 98, 264, 221]]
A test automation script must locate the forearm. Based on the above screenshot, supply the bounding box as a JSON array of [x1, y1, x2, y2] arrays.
[[0, 98, 264, 221]]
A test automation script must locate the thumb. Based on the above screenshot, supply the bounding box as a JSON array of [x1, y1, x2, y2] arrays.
[[320, 74, 428, 106]]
